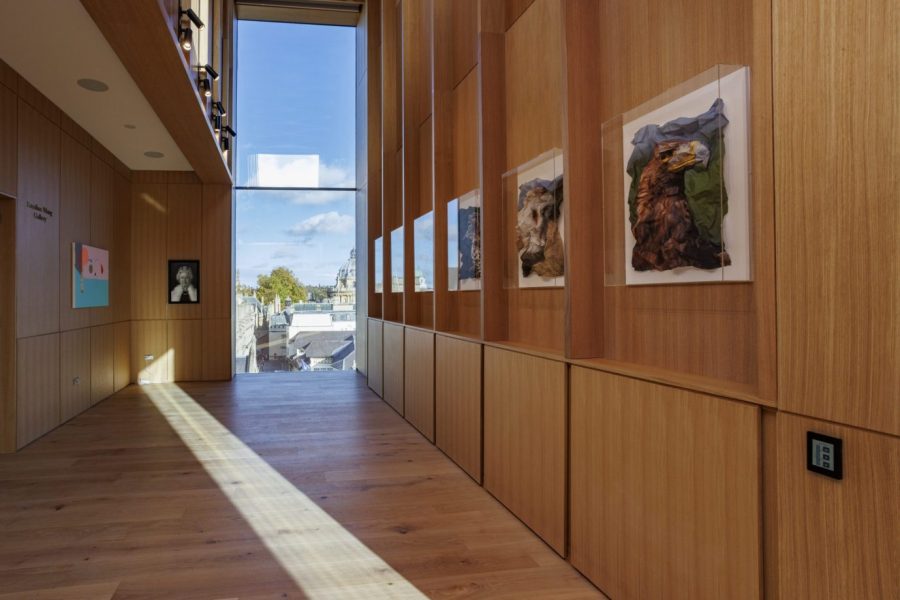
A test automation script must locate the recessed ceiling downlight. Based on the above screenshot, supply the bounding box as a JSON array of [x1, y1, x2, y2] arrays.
[[76, 78, 109, 92], [124, 124, 137, 130], [144, 151, 165, 159]]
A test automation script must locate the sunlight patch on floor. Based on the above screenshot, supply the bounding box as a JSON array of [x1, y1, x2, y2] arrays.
[[146, 384, 426, 599]]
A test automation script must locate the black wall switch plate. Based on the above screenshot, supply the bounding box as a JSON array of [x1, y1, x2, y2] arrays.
[[807, 431, 843, 480]]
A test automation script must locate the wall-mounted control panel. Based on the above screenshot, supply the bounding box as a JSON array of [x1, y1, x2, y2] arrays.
[[807, 431, 843, 480]]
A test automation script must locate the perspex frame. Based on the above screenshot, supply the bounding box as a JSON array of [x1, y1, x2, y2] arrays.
[[602, 64, 752, 286], [501, 148, 565, 289]]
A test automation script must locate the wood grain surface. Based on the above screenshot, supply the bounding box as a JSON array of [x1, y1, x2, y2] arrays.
[[569, 367, 761, 600], [435, 334, 482, 481], [403, 327, 435, 441], [483, 346, 566, 554], [774, 0, 900, 434]]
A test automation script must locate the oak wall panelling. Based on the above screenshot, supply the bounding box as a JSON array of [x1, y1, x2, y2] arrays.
[[774, 0, 899, 435], [112, 171, 132, 324], [169, 319, 203, 382], [89, 155, 115, 327], [59, 328, 91, 423], [131, 179, 168, 321], [16, 99, 60, 339], [58, 134, 93, 333], [166, 183, 202, 321], [483, 346, 566, 554], [367, 318, 384, 397], [0, 80, 17, 198], [594, 0, 776, 395], [114, 321, 131, 392], [0, 197, 15, 452], [569, 367, 762, 600], [492, 0, 566, 354], [435, 334, 482, 481], [90, 324, 115, 405], [403, 327, 434, 441], [775, 413, 899, 599], [201, 183, 232, 321], [17, 333, 60, 449], [131, 320, 170, 384], [382, 321, 404, 415]]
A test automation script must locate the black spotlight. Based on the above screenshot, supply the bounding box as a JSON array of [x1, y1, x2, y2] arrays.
[[204, 64, 219, 81], [199, 77, 212, 98], [180, 26, 193, 51], [214, 101, 226, 117], [224, 125, 237, 138], [180, 7, 205, 30], [221, 134, 230, 153]]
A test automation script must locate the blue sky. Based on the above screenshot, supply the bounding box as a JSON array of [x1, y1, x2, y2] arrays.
[[235, 21, 356, 288]]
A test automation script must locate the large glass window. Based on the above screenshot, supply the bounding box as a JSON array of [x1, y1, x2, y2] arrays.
[[235, 21, 357, 374]]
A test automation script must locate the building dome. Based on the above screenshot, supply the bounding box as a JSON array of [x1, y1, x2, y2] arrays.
[[335, 249, 356, 290]]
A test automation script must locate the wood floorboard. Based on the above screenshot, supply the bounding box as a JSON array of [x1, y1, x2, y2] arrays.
[[0, 372, 604, 599]]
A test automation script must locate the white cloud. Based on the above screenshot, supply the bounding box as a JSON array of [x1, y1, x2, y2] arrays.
[[249, 154, 355, 191], [287, 211, 354, 242], [254, 154, 319, 187]]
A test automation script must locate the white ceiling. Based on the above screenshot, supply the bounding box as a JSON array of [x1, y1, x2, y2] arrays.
[[0, 0, 191, 171]]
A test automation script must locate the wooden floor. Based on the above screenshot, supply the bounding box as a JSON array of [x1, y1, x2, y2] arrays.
[[0, 372, 604, 599]]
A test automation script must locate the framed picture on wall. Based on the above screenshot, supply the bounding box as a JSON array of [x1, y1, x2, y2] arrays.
[[168, 260, 200, 304], [72, 242, 110, 309], [618, 65, 751, 285]]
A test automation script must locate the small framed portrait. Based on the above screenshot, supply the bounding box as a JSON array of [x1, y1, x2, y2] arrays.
[[168, 260, 200, 304]]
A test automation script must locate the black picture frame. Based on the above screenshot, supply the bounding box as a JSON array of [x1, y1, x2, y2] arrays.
[[168, 259, 200, 304]]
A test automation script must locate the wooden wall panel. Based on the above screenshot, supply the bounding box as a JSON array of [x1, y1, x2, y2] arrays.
[[449, 0, 477, 88], [505, 0, 536, 29], [201, 184, 232, 320], [112, 172, 132, 323], [90, 324, 115, 405], [16, 333, 60, 449], [0, 197, 15, 452], [403, 328, 434, 441], [169, 319, 203, 381], [16, 100, 60, 339], [435, 334, 482, 481], [450, 70, 479, 199], [483, 347, 566, 554], [59, 328, 91, 423], [201, 318, 232, 381], [58, 134, 92, 332], [776, 414, 899, 599], [131, 320, 169, 384], [167, 183, 202, 320], [114, 320, 131, 392], [89, 157, 115, 326], [504, 0, 563, 169], [382, 322, 404, 414], [131, 182, 168, 320], [596, 0, 774, 393], [367, 319, 384, 397], [569, 368, 761, 600], [0, 83, 16, 198], [774, 0, 900, 434]]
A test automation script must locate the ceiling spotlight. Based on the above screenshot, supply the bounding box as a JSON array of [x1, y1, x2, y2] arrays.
[[213, 101, 226, 117], [180, 26, 193, 51], [203, 64, 219, 81], [224, 125, 237, 138], [211, 113, 222, 132], [199, 77, 212, 98], [77, 78, 109, 92], [180, 6, 205, 30], [220, 135, 230, 153], [144, 151, 165, 159]]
